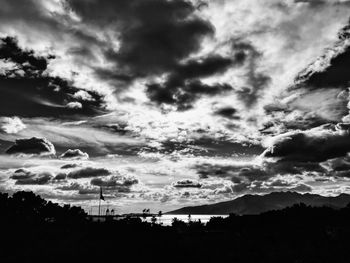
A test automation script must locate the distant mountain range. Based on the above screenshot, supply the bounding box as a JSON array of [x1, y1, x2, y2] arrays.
[[167, 192, 350, 215]]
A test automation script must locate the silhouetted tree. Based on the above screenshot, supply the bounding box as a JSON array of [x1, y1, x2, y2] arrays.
[[158, 210, 163, 225]]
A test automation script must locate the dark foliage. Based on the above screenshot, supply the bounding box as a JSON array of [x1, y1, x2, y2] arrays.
[[0, 191, 87, 225], [1, 191, 350, 263]]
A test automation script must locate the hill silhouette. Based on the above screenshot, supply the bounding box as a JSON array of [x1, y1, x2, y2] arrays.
[[168, 191, 350, 215]]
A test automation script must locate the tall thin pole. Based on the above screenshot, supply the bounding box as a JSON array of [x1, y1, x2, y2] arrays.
[[98, 198, 101, 217]]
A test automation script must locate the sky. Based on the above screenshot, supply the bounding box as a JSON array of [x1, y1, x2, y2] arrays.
[[1, 0, 350, 213]]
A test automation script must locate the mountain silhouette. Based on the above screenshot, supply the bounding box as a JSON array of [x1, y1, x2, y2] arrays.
[[168, 191, 350, 215]]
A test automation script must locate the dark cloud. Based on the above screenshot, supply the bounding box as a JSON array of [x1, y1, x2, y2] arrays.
[[0, 36, 48, 71], [213, 107, 240, 119], [0, 37, 107, 118], [53, 173, 67, 181], [295, 21, 350, 90], [145, 54, 235, 110], [146, 81, 233, 110], [293, 0, 350, 8], [297, 47, 350, 89], [6, 137, 56, 156], [181, 191, 191, 198], [60, 163, 80, 169], [326, 156, 350, 172], [237, 167, 270, 180], [7, 0, 267, 111], [263, 124, 350, 162], [173, 179, 202, 188], [294, 0, 326, 7], [59, 149, 89, 160], [69, 0, 214, 77], [68, 0, 244, 110], [322, 156, 350, 177], [67, 167, 111, 179], [10, 169, 54, 185], [339, 21, 350, 40], [90, 176, 138, 192], [10, 169, 34, 180], [14, 172, 53, 185]]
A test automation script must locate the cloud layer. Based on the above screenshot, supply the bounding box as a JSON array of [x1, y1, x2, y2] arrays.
[[1, 0, 350, 212]]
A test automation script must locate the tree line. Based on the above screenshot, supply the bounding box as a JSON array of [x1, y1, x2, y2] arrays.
[[2, 191, 350, 263]]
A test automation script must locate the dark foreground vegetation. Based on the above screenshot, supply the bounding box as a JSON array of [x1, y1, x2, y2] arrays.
[[1, 191, 350, 263]]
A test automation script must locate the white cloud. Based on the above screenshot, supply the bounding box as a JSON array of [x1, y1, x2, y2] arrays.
[[72, 90, 95, 101], [66, 101, 82, 109], [0, 117, 26, 134]]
